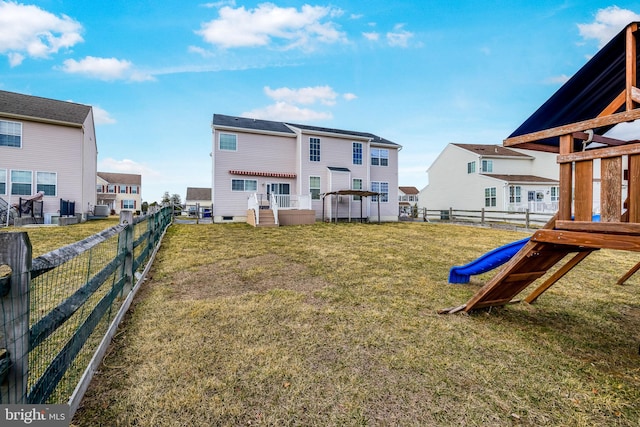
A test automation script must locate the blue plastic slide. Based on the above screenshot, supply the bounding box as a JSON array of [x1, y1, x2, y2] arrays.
[[448, 237, 530, 284]]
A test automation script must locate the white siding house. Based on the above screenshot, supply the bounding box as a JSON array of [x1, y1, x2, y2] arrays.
[[419, 143, 559, 213], [211, 114, 401, 223], [0, 90, 97, 221]]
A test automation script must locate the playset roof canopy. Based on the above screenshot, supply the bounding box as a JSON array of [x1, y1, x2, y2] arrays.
[[505, 22, 640, 151]]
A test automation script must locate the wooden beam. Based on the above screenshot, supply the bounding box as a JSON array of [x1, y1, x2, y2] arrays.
[[504, 108, 640, 146], [506, 142, 559, 153], [617, 260, 640, 285], [524, 250, 593, 304], [558, 142, 640, 163], [627, 23, 638, 110], [558, 135, 573, 221], [629, 154, 640, 223], [632, 86, 640, 105], [572, 131, 627, 146], [601, 156, 622, 222], [574, 160, 593, 221], [599, 90, 626, 117], [556, 220, 640, 235], [532, 229, 640, 252]]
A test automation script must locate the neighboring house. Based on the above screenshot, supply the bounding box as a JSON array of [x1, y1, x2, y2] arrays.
[[0, 90, 97, 221], [398, 186, 419, 216], [185, 187, 212, 216], [96, 172, 142, 214], [419, 143, 559, 213], [211, 114, 401, 223]]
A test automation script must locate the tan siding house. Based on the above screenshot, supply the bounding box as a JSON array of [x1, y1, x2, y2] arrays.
[[0, 90, 97, 221], [96, 172, 142, 215], [212, 114, 401, 223]]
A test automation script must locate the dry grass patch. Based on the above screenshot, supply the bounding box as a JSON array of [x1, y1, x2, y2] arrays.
[[69, 222, 640, 426]]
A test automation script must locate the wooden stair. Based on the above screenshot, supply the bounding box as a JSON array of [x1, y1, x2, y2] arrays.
[[257, 209, 278, 227]]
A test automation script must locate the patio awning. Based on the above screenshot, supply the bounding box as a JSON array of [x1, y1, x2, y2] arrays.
[[229, 170, 296, 179]]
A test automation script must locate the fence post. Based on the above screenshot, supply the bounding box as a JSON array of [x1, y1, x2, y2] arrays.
[[119, 211, 134, 295], [525, 209, 530, 229], [481, 208, 485, 225], [449, 207, 453, 222], [0, 232, 31, 404]]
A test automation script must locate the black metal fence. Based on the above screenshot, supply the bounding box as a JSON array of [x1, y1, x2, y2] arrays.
[[0, 206, 172, 416]]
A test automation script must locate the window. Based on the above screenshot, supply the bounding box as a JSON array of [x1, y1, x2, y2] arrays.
[[120, 185, 127, 193], [550, 186, 559, 202], [484, 187, 497, 207], [481, 160, 493, 172], [231, 179, 257, 191], [108, 184, 115, 193], [96, 184, 103, 193], [310, 176, 321, 200], [122, 200, 135, 209], [0, 169, 6, 194], [467, 161, 476, 173], [352, 178, 362, 200], [0, 120, 22, 148], [36, 172, 56, 196], [309, 137, 320, 162], [11, 170, 32, 195], [219, 133, 237, 151], [353, 142, 362, 165], [371, 181, 389, 202], [509, 186, 521, 203], [131, 186, 139, 194], [371, 148, 389, 166]]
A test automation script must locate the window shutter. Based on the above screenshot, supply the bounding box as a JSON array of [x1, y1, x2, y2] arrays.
[[121, 200, 123, 208]]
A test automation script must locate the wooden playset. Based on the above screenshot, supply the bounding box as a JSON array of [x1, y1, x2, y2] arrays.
[[441, 22, 640, 314]]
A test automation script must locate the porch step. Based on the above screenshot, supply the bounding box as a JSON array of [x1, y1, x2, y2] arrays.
[[257, 209, 278, 227]]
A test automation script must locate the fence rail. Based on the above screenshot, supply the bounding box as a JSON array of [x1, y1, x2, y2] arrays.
[[0, 206, 172, 416], [418, 207, 555, 229]]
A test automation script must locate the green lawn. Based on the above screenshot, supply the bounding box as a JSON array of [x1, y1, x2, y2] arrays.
[[26, 221, 639, 426]]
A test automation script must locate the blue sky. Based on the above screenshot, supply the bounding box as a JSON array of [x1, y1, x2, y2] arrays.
[[2, 1, 640, 203]]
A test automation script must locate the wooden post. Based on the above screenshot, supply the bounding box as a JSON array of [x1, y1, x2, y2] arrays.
[[119, 211, 134, 295], [0, 232, 31, 403], [481, 208, 485, 225], [558, 134, 573, 221], [525, 209, 530, 229], [449, 207, 453, 222]]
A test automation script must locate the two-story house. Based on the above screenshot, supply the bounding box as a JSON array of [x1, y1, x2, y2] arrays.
[[419, 143, 559, 213], [399, 186, 419, 216], [0, 90, 97, 222], [96, 172, 142, 214], [211, 114, 401, 223]]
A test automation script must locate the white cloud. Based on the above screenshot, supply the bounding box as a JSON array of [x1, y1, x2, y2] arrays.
[[201, 0, 235, 8], [264, 85, 338, 105], [0, 1, 83, 66], [92, 106, 116, 125], [196, 3, 346, 50], [363, 32, 379, 41], [98, 158, 161, 178], [242, 101, 332, 122], [343, 93, 357, 101], [578, 6, 640, 48], [386, 24, 413, 48], [61, 56, 154, 82], [188, 45, 214, 57], [545, 74, 571, 84]]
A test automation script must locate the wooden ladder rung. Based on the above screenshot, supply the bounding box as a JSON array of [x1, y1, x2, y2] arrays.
[[503, 271, 547, 283]]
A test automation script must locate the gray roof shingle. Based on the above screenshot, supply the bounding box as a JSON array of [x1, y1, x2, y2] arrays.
[[212, 113, 399, 146], [0, 90, 91, 125], [97, 172, 142, 186], [186, 187, 212, 201]]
